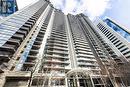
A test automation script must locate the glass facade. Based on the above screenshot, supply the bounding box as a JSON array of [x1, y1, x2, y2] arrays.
[[0, 24, 18, 46], [0, 0, 18, 17], [16, 34, 37, 70], [104, 19, 130, 42], [0, 17, 26, 47], [0, 0, 46, 47]]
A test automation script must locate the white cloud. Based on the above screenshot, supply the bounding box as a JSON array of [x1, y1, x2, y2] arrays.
[[50, 0, 65, 10], [17, 0, 111, 20], [17, 0, 38, 9], [50, 0, 111, 20]]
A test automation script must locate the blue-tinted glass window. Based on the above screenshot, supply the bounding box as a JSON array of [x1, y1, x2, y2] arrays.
[[104, 19, 130, 42], [0, 23, 19, 47]]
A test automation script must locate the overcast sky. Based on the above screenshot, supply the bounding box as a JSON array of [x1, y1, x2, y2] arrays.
[[17, 0, 130, 29]]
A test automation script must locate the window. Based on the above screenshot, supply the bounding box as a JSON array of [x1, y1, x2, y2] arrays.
[[106, 32, 112, 37], [118, 45, 125, 50], [8, 18, 25, 25], [123, 51, 130, 55], [116, 42, 123, 47], [111, 38, 118, 43], [113, 40, 120, 45], [108, 34, 114, 39], [110, 36, 116, 41]]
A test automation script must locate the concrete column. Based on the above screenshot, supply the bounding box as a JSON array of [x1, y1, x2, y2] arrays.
[[34, 8, 55, 73], [65, 15, 77, 69]]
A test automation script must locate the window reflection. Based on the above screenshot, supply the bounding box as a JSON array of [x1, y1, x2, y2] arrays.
[[0, 23, 20, 46], [3, 21, 22, 28], [8, 18, 25, 25], [104, 19, 130, 42]]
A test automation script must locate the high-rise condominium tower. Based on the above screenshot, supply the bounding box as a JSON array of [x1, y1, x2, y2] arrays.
[[0, 0, 130, 87]]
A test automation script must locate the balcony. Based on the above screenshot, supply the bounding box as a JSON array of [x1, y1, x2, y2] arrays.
[[109, 50, 115, 54], [29, 49, 39, 54], [101, 58, 108, 62], [20, 26, 29, 33], [48, 46, 68, 51], [75, 43, 89, 47], [78, 63, 98, 67], [45, 54, 69, 60], [51, 32, 66, 37], [102, 42, 107, 45], [77, 51, 93, 55], [111, 53, 117, 58], [37, 34, 44, 38], [75, 40, 88, 44], [46, 50, 68, 55], [113, 58, 123, 64], [41, 26, 47, 30], [12, 33, 24, 40], [42, 23, 48, 27], [17, 30, 27, 37], [32, 15, 39, 18], [47, 43, 67, 48], [48, 40, 67, 45], [96, 48, 101, 52], [103, 62, 110, 66], [27, 55, 37, 60], [34, 41, 42, 45], [76, 48, 92, 52], [37, 72, 66, 77], [30, 17, 37, 21], [78, 54, 95, 58], [23, 62, 35, 67], [44, 59, 70, 65], [74, 40, 88, 44], [28, 19, 36, 24], [0, 54, 10, 62], [32, 45, 40, 50], [94, 46, 99, 49], [77, 58, 96, 62], [6, 71, 31, 77], [49, 38, 67, 42], [25, 21, 34, 26], [98, 52, 104, 55], [36, 37, 43, 42], [99, 55, 106, 58], [51, 35, 67, 40], [43, 64, 71, 70], [0, 44, 16, 53], [23, 23, 32, 29], [7, 38, 21, 46], [25, 58, 36, 63], [80, 67, 101, 71], [49, 37, 67, 42], [75, 45, 90, 49], [40, 29, 46, 33], [43, 65, 65, 70], [0, 63, 8, 73], [39, 31, 45, 35], [52, 31, 66, 35]]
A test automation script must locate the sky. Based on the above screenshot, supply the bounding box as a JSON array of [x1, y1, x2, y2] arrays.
[[17, 0, 130, 29], [17, 0, 38, 9], [101, 0, 130, 29]]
